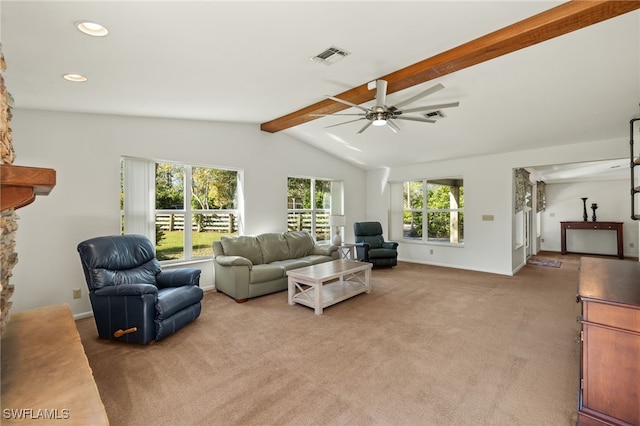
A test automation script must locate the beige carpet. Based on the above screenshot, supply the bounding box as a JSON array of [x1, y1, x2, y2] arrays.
[[77, 253, 586, 426]]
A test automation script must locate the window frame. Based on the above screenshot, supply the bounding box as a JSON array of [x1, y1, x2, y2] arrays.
[[287, 177, 342, 243], [121, 157, 241, 263], [399, 177, 464, 246]]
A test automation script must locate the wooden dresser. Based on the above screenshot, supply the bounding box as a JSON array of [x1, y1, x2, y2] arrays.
[[576, 257, 640, 426]]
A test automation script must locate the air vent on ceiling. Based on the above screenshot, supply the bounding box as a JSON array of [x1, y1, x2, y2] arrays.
[[424, 110, 446, 120], [310, 46, 350, 65]]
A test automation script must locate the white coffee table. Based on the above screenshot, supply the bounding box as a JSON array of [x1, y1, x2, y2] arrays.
[[287, 259, 372, 315]]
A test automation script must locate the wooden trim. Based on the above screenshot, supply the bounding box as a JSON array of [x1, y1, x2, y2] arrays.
[[260, 1, 640, 133], [0, 164, 56, 210]]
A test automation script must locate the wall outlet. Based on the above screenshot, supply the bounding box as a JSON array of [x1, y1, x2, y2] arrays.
[[541, 238, 545, 243], [482, 215, 494, 221], [429, 249, 434, 255], [73, 288, 82, 299], [630, 243, 635, 248]]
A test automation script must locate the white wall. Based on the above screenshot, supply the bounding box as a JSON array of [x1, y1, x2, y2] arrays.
[[541, 179, 638, 257], [366, 154, 514, 275], [9, 109, 366, 317], [364, 137, 631, 276], [9, 108, 636, 317]]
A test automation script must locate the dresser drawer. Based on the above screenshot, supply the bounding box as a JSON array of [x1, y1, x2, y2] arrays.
[[583, 300, 640, 333], [593, 224, 616, 230], [566, 223, 616, 230]]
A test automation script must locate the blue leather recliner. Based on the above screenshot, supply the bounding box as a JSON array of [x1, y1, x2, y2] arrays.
[[77, 234, 203, 344], [353, 222, 398, 268]]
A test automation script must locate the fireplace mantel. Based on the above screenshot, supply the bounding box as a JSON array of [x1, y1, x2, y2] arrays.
[[0, 164, 56, 210]]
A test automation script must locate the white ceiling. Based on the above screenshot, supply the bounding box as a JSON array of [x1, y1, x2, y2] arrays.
[[527, 158, 629, 184], [2, 1, 639, 178]]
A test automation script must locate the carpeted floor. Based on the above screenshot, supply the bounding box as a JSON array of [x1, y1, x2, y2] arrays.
[[77, 253, 588, 426]]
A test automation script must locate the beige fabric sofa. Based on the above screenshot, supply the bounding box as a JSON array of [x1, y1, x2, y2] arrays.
[[213, 231, 338, 302]]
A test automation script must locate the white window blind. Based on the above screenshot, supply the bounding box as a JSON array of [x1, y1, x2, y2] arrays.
[[389, 182, 404, 241], [122, 157, 155, 243]]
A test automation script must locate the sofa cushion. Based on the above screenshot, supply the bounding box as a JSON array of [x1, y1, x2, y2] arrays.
[[271, 258, 312, 271], [311, 244, 336, 256], [257, 233, 289, 264], [284, 231, 314, 258], [249, 264, 285, 283], [220, 236, 263, 265], [299, 255, 334, 265]]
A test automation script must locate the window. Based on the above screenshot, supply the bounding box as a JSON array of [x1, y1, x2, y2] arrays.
[[397, 178, 464, 244], [287, 177, 341, 242], [121, 157, 240, 261]]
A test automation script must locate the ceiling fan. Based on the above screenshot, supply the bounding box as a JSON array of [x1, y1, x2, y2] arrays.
[[313, 79, 459, 134]]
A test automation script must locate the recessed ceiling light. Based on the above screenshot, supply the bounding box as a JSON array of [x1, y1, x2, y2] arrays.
[[63, 73, 88, 82], [76, 21, 108, 37]]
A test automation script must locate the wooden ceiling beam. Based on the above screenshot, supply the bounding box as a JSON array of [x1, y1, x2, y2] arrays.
[[260, 1, 640, 133]]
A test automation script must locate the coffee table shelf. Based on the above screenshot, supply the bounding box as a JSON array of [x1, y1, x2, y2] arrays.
[[287, 260, 372, 315]]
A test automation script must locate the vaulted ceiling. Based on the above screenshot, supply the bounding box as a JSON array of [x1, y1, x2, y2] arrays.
[[2, 1, 640, 176]]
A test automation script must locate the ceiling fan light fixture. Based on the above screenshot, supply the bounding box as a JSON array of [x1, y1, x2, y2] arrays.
[[320, 80, 459, 133], [372, 111, 387, 126]]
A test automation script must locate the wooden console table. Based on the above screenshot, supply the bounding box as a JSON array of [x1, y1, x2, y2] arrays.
[[560, 221, 623, 259], [576, 257, 640, 425]]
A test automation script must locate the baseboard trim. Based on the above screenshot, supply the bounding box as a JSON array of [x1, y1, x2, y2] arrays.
[[397, 258, 512, 276], [73, 311, 94, 320]]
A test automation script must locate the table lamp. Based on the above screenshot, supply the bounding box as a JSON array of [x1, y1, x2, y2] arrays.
[[329, 215, 346, 246]]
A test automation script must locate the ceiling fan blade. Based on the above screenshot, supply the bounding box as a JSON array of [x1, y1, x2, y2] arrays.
[[357, 121, 373, 134], [391, 83, 445, 110], [401, 101, 460, 114], [375, 80, 387, 108], [324, 117, 365, 129], [395, 116, 437, 123], [310, 113, 366, 117], [387, 119, 401, 133], [327, 96, 369, 112]]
